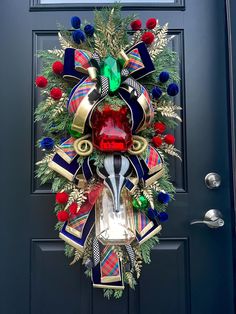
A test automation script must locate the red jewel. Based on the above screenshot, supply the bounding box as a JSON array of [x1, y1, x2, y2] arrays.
[[154, 122, 166, 134], [164, 134, 175, 145], [91, 106, 133, 152], [152, 136, 163, 147]]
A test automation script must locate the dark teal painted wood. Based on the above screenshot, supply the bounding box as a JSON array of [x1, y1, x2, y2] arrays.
[[0, 1, 235, 313]]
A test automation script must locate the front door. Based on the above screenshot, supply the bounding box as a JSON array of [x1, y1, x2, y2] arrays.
[[1, 1, 235, 313]]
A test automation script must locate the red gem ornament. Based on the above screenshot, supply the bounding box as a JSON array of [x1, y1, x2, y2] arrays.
[[146, 18, 157, 30], [91, 105, 133, 152], [130, 19, 142, 31], [69, 202, 78, 215], [141, 32, 155, 45]]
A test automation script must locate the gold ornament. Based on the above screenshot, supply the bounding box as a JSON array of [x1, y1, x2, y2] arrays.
[[73, 135, 93, 156], [128, 136, 148, 155]]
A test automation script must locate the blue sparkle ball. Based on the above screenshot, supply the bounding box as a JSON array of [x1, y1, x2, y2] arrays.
[[167, 83, 179, 96], [71, 16, 81, 29], [157, 192, 171, 204], [148, 208, 158, 220], [72, 30, 86, 44], [152, 86, 162, 99], [158, 211, 169, 222], [40, 137, 54, 150], [84, 24, 95, 37], [159, 71, 170, 83]]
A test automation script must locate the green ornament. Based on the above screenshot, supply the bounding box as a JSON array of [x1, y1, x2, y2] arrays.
[[68, 123, 82, 138], [132, 199, 140, 209], [139, 195, 149, 209], [100, 56, 121, 92]]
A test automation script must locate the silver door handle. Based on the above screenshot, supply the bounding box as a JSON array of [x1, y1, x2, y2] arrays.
[[190, 209, 224, 228]]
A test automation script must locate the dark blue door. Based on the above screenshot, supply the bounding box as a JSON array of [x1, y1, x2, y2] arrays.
[[0, 0, 235, 313]]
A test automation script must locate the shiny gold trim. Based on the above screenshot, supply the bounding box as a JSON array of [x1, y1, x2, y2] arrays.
[[118, 49, 130, 68], [101, 275, 121, 284], [128, 136, 148, 155], [87, 67, 97, 81], [144, 168, 165, 187], [139, 225, 162, 245], [59, 233, 84, 252], [92, 283, 125, 290], [138, 220, 154, 238], [73, 135, 93, 156], [65, 225, 82, 238], [48, 160, 75, 181]]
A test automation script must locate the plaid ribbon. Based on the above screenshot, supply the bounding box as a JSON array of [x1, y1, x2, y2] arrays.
[[74, 49, 92, 71], [68, 77, 96, 114], [100, 246, 120, 278], [58, 137, 77, 162], [127, 48, 144, 74]]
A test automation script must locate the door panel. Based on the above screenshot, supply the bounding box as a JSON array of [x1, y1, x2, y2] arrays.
[[0, 1, 234, 314]]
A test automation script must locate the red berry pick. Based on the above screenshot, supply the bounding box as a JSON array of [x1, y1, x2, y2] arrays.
[[130, 19, 142, 31], [164, 134, 175, 145], [154, 122, 166, 134], [146, 18, 157, 30], [52, 61, 64, 75], [69, 202, 78, 215], [57, 210, 69, 222], [50, 87, 62, 100], [35, 76, 48, 88], [141, 32, 155, 45], [55, 192, 69, 204], [152, 136, 163, 148]]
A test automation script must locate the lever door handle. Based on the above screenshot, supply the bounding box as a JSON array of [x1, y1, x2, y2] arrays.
[[190, 209, 224, 229]]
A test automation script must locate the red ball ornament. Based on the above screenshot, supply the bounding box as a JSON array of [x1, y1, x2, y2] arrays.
[[52, 61, 64, 75], [154, 122, 166, 134], [141, 32, 155, 45], [50, 87, 62, 100], [35, 76, 48, 88], [146, 18, 157, 30], [57, 210, 69, 222], [130, 19, 142, 31], [152, 136, 163, 148], [164, 134, 175, 145], [55, 192, 69, 204], [69, 202, 78, 215]]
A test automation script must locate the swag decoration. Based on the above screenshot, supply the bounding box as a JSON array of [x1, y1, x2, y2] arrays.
[[35, 6, 181, 299]]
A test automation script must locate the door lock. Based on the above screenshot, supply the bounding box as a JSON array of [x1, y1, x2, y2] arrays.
[[205, 172, 221, 189]]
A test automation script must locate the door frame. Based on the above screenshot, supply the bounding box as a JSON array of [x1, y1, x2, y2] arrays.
[[225, 0, 236, 311]]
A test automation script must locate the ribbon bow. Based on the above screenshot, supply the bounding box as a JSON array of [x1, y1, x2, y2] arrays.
[[63, 42, 155, 134]]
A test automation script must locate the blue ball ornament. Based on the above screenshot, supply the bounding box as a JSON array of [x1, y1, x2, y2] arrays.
[[158, 211, 169, 222], [157, 192, 171, 204], [148, 208, 158, 220], [159, 71, 170, 83], [84, 24, 95, 37], [40, 137, 54, 150], [167, 83, 179, 96], [71, 16, 81, 29], [72, 30, 86, 44], [152, 86, 162, 99]]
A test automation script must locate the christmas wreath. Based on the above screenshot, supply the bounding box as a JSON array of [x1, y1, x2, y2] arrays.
[[35, 5, 181, 299]]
